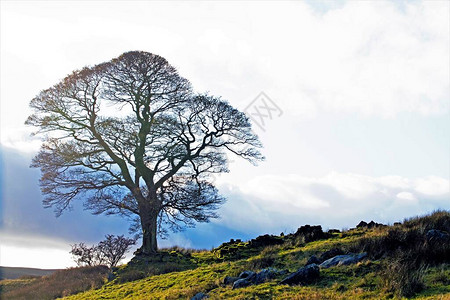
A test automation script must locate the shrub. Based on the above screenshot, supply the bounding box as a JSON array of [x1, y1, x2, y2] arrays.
[[348, 211, 450, 298], [349, 211, 450, 263], [380, 253, 427, 298], [71, 235, 136, 268], [98, 235, 136, 268]]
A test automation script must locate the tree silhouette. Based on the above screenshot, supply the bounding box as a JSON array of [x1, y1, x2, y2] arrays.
[[27, 51, 263, 254], [71, 235, 136, 268]]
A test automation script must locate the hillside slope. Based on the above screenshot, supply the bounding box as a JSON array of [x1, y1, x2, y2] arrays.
[[2, 211, 449, 299], [64, 211, 450, 300], [0, 266, 59, 280]]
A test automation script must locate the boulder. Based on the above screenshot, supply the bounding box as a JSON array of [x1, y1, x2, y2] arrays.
[[356, 220, 384, 229], [249, 234, 284, 248], [232, 278, 253, 289], [191, 292, 208, 300], [223, 276, 239, 285], [294, 225, 329, 242], [426, 229, 450, 244], [238, 270, 255, 279], [253, 268, 279, 284], [356, 221, 368, 228], [319, 247, 344, 262], [319, 253, 367, 269], [231, 268, 284, 289], [279, 264, 320, 285], [305, 255, 321, 266]]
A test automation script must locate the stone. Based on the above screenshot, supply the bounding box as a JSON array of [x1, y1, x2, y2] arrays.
[[231, 268, 284, 289], [279, 264, 320, 285], [319, 253, 367, 269], [294, 225, 329, 242], [223, 276, 239, 285], [253, 268, 279, 284], [356, 221, 368, 228], [305, 255, 321, 266], [232, 278, 252, 289], [191, 292, 208, 300], [426, 229, 450, 244], [238, 270, 255, 279], [319, 247, 344, 262], [356, 220, 384, 229], [249, 234, 284, 248]]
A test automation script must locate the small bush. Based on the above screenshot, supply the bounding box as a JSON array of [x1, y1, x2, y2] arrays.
[[71, 235, 136, 268], [348, 211, 450, 298], [380, 254, 427, 298]]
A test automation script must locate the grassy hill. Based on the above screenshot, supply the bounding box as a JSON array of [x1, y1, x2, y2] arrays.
[[0, 266, 59, 280], [1, 210, 449, 299]]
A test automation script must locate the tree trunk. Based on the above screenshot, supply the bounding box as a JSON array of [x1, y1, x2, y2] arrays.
[[137, 190, 160, 255], [140, 210, 158, 255]]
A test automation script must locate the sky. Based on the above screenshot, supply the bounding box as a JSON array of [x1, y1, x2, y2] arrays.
[[0, 0, 449, 269]]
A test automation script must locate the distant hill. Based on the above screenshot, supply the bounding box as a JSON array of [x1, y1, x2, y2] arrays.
[[0, 266, 59, 279]]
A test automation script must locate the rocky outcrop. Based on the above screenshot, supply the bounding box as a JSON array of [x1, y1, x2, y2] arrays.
[[248, 235, 284, 248], [356, 220, 385, 229], [293, 225, 330, 242], [279, 263, 320, 285]]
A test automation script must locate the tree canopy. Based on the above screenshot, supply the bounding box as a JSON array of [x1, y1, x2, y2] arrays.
[[27, 51, 263, 254]]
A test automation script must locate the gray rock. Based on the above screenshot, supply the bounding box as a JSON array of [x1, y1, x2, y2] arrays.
[[426, 229, 450, 244], [223, 276, 239, 285], [191, 292, 208, 300], [305, 255, 321, 266], [279, 263, 320, 285], [253, 268, 278, 284], [232, 278, 252, 289], [319, 253, 367, 269], [238, 270, 255, 279], [319, 248, 344, 262], [232, 268, 283, 289]]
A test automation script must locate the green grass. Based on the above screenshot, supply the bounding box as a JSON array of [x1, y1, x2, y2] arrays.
[[2, 211, 450, 300]]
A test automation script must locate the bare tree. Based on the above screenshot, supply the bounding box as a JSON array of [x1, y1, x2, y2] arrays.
[[70, 243, 105, 267], [98, 235, 136, 268], [27, 51, 263, 255], [71, 235, 135, 268]]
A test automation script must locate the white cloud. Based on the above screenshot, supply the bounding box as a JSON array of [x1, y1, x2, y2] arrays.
[[1, 1, 449, 154], [415, 176, 450, 196], [216, 172, 450, 234], [0, 232, 76, 268], [396, 191, 417, 202]]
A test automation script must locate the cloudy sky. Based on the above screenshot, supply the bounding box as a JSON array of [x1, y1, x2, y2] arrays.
[[1, 0, 449, 269]]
